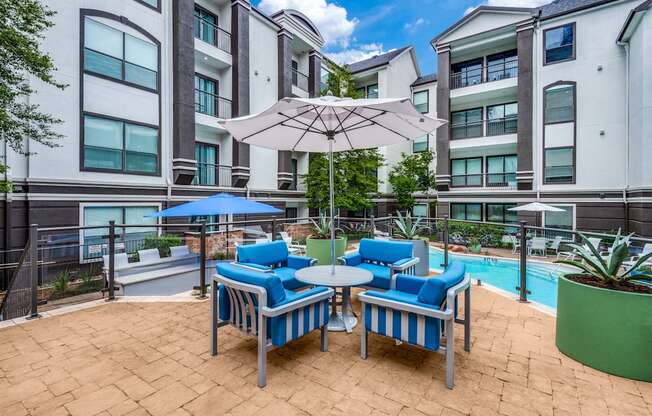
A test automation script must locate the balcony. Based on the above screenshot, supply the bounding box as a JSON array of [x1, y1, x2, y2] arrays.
[[450, 172, 517, 189], [194, 16, 231, 69], [451, 117, 518, 140], [193, 163, 233, 187], [195, 89, 232, 119], [450, 60, 518, 90], [194, 15, 231, 54], [292, 68, 309, 96]]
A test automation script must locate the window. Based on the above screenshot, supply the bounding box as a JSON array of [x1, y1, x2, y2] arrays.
[[544, 23, 575, 64], [290, 158, 298, 190], [451, 108, 483, 139], [544, 205, 574, 230], [292, 60, 299, 86], [451, 158, 482, 187], [136, 0, 159, 10], [194, 6, 217, 45], [83, 115, 159, 174], [195, 74, 218, 117], [82, 205, 158, 260], [545, 84, 574, 123], [320, 68, 331, 91], [486, 204, 518, 224], [450, 58, 483, 89], [545, 147, 574, 183], [194, 143, 218, 185], [366, 84, 379, 98], [412, 135, 428, 153], [413, 90, 428, 113], [486, 103, 517, 136], [451, 203, 482, 221], [412, 204, 428, 218], [83, 18, 158, 91], [285, 207, 298, 219], [486, 155, 517, 187], [486, 49, 518, 81]]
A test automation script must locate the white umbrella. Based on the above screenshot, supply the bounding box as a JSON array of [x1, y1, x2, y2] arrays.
[[219, 95, 446, 274], [508, 202, 565, 212]]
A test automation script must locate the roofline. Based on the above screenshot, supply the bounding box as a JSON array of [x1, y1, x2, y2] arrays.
[[347, 46, 412, 74], [251, 6, 281, 29], [539, 0, 621, 21], [617, 0, 652, 42], [431, 5, 535, 46], [270, 8, 324, 41], [411, 76, 438, 87]]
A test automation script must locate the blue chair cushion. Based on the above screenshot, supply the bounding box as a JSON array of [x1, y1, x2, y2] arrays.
[[272, 267, 307, 291], [396, 274, 427, 294], [417, 261, 465, 306], [362, 290, 441, 351], [358, 238, 413, 264], [342, 252, 362, 266], [236, 240, 288, 266], [286, 255, 313, 270], [216, 262, 286, 307], [357, 262, 391, 290]]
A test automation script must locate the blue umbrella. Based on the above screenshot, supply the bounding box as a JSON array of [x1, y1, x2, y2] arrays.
[[149, 193, 282, 218]]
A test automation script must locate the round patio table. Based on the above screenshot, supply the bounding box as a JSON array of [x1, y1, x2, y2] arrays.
[[295, 265, 372, 333]]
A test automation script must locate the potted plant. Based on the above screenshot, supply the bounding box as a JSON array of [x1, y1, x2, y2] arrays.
[[467, 237, 482, 254], [554, 231, 652, 381], [306, 214, 347, 265], [392, 211, 430, 276]]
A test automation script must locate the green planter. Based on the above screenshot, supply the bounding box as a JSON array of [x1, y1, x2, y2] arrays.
[[468, 244, 482, 254], [556, 275, 652, 381], [306, 237, 347, 265]]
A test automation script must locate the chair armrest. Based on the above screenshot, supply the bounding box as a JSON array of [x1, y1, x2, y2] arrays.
[[262, 287, 334, 317], [359, 291, 451, 320], [391, 257, 419, 272], [395, 274, 426, 295], [341, 252, 362, 266], [287, 255, 316, 269], [233, 262, 273, 273], [444, 273, 471, 314]]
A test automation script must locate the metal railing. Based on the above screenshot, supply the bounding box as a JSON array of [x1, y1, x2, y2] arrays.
[[292, 68, 309, 91], [193, 163, 233, 187], [450, 173, 517, 188], [194, 16, 231, 54], [451, 117, 518, 140], [195, 89, 233, 119], [450, 60, 518, 90]]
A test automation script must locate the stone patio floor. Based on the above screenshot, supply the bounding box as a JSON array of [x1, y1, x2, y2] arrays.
[[0, 286, 650, 416]]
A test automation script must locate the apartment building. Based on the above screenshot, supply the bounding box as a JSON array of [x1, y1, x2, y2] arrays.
[[431, 0, 652, 236], [0, 0, 328, 252], [345, 47, 439, 217]]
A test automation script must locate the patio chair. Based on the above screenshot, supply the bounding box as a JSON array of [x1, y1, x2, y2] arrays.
[[211, 262, 333, 387], [558, 238, 603, 261], [528, 237, 547, 257], [235, 240, 316, 290], [507, 235, 520, 254], [359, 262, 471, 389], [339, 238, 419, 290], [624, 243, 652, 268], [547, 236, 563, 256]]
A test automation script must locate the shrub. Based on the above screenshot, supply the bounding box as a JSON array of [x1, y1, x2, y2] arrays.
[[143, 234, 183, 257], [446, 222, 507, 248], [53, 271, 70, 294]]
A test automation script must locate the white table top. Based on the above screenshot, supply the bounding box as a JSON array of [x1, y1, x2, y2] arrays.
[[295, 265, 373, 287]]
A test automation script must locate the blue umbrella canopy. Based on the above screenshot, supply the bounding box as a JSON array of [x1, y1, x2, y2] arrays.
[[149, 193, 282, 218]]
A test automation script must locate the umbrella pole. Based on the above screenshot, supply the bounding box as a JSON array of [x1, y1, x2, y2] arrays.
[[328, 132, 336, 275]]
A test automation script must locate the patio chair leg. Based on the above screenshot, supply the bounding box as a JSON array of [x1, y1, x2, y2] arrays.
[[360, 304, 368, 359], [464, 286, 471, 353], [211, 281, 218, 356], [257, 313, 267, 388], [320, 325, 328, 352], [445, 319, 454, 389]]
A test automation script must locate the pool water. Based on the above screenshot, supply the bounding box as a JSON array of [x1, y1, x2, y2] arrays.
[[429, 249, 564, 308]]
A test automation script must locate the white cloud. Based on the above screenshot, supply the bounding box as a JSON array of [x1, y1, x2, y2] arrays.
[[258, 0, 358, 47], [465, 0, 551, 15], [326, 43, 393, 65], [403, 17, 428, 33]]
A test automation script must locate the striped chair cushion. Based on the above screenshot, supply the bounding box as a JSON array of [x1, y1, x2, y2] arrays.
[[270, 300, 329, 346], [364, 303, 441, 351]]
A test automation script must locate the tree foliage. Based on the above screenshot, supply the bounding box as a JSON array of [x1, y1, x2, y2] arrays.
[[305, 61, 384, 212], [388, 150, 436, 209], [0, 0, 66, 191]]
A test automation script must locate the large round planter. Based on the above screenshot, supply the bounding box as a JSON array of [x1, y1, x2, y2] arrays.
[[306, 237, 347, 266], [391, 238, 430, 276], [556, 275, 652, 381]]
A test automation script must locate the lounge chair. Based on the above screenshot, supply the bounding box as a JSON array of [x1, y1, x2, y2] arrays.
[[528, 237, 547, 257], [138, 248, 161, 263], [624, 243, 652, 268], [211, 263, 333, 387], [339, 238, 418, 290], [170, 245, 190, 257], [359, 262, 471, 389], [235, 240, 315, 290], [558, 238, 602, 261]]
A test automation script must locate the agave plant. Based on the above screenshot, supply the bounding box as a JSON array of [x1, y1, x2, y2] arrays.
[[310, 213, 343, 239], [555, 230, 652, 285], [393, 211, 427, 240]]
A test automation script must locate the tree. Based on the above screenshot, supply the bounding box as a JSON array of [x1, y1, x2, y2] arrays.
[[388, 150, 436, 210], [304, 62, 384, 213], [0, 0, 66, 191]]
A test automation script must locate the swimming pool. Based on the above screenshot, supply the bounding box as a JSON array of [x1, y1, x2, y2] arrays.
[[429, 248, 568, 308]]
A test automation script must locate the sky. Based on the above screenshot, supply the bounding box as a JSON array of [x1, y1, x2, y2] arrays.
[[255, 0, 552, 75]]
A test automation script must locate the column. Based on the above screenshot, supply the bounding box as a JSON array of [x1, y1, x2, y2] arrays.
[[277, 28, 294, 190], [231, 0, 251, 188], [308, 50, 322, 98], [516, 19, 535, 191], [435, 44, 451, 192]]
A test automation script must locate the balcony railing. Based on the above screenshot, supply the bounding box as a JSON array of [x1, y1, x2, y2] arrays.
[[195, 89, 232, 119], [194, 16, 231, 54], [450, 60, 518, 90], [451, 117, 518, 140], [193, 163, 233, 187], [450, 172, 517, 188], [292, 68, 309, 91]]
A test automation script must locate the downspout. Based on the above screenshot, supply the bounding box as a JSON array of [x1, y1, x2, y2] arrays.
[[623, 42, 630, 232], [534, 17, 541, 203]]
